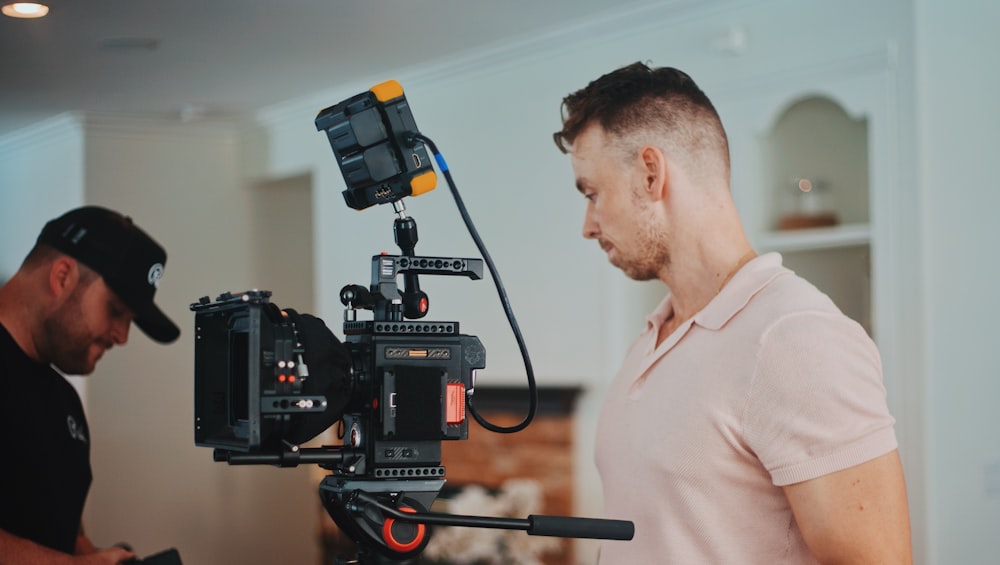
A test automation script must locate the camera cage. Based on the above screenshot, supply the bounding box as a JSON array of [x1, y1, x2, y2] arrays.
[[191, 80, 633, 562]]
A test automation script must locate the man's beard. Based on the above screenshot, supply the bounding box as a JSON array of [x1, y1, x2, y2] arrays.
[[613, 200, 670, 282], [38, 289, 104, 375], [614, 240, 669, 282]]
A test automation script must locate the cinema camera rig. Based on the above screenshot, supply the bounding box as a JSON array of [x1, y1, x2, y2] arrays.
[[191, 81, 634, 563]]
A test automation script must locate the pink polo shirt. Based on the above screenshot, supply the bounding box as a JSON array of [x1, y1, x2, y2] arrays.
[[595, 253, 897, 563]]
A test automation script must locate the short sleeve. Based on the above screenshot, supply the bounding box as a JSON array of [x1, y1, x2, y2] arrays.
[[743, 311, 898, 486]]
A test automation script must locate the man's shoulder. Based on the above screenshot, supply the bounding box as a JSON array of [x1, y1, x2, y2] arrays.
[[751, 267, 843, 319], [708, 253, 845, 334], [747, 272, 877, 368], [0, 324, 74, 399], [0, 322, 27, 376], [0, 323, 16, 384]]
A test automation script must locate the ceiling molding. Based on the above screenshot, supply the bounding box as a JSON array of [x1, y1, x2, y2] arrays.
[[0, 112, 83, 154]]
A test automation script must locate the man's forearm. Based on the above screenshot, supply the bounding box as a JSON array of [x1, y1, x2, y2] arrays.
[[0, 528, 75, 565]]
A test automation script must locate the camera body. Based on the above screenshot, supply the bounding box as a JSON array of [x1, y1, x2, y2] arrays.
[[339, 321, 485, 477], [192, 253, 485, 484]]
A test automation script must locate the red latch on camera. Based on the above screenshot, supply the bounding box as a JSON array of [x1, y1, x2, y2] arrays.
[[446, 382, 466, 425]]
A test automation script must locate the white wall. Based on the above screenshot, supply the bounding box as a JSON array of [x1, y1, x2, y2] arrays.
[[0, 114, 85, 280], [915, 2, 1000, 563]]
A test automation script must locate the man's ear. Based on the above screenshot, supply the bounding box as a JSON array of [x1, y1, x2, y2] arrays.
[[639, 145, 668, 201], [47, 255, 79, 301]]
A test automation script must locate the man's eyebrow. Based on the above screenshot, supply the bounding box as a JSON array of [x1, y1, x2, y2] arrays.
[[108, 295, 135, 318]]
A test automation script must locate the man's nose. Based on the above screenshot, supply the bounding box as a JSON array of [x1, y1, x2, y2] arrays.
[[111, 319, 130, 345], [582, 208, 599, 240]]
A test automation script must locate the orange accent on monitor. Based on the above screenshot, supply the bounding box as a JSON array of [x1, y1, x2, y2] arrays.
[[410, 170, 437, 196], [370, 80, 404, 102]]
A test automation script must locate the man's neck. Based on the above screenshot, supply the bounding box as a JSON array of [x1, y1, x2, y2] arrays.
[[655, 245, 756, 347]]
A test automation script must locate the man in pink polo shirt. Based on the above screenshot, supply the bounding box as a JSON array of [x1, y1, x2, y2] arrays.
[[553, 62, 912, 563]]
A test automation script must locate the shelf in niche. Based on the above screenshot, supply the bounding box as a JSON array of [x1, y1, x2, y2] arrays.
[[759, 222, 871, 252]]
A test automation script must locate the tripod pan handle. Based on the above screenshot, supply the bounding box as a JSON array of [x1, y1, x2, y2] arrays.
[[527, 515, 634, 541]]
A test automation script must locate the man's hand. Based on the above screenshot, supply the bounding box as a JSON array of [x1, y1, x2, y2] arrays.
[[0, 528, 136, 564], [75, 526, 137, 563], [74, 546, 136, 564]]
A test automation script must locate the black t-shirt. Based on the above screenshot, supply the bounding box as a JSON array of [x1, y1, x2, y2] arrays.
[[0, 322, 92, 554]]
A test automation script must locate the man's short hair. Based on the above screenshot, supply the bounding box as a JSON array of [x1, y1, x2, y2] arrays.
[[554, 62, 730, 182], [22, 244, 99, 284]]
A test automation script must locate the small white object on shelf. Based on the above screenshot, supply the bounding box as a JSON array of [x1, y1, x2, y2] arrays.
[[759, 222, 871, 252]]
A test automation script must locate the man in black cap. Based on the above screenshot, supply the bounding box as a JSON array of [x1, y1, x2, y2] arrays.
[[0, 206, 179, 563]]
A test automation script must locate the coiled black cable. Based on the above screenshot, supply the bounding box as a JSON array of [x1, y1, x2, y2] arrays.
[[412, 133, 537, 434]]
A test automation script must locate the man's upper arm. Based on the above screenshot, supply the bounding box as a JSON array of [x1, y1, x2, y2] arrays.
[[782, 449, 912, 564]]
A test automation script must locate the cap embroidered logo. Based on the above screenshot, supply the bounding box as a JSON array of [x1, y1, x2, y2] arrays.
[[148, 263, 164, 288]]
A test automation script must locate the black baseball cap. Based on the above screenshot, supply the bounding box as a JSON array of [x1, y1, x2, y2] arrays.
[[36, 206, 180, 343]]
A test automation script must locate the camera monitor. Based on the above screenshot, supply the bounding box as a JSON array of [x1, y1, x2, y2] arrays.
[[315, 80, 437, 211]]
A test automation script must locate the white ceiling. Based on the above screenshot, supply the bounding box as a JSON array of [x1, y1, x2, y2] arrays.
[[0, 0, 680, 138]]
